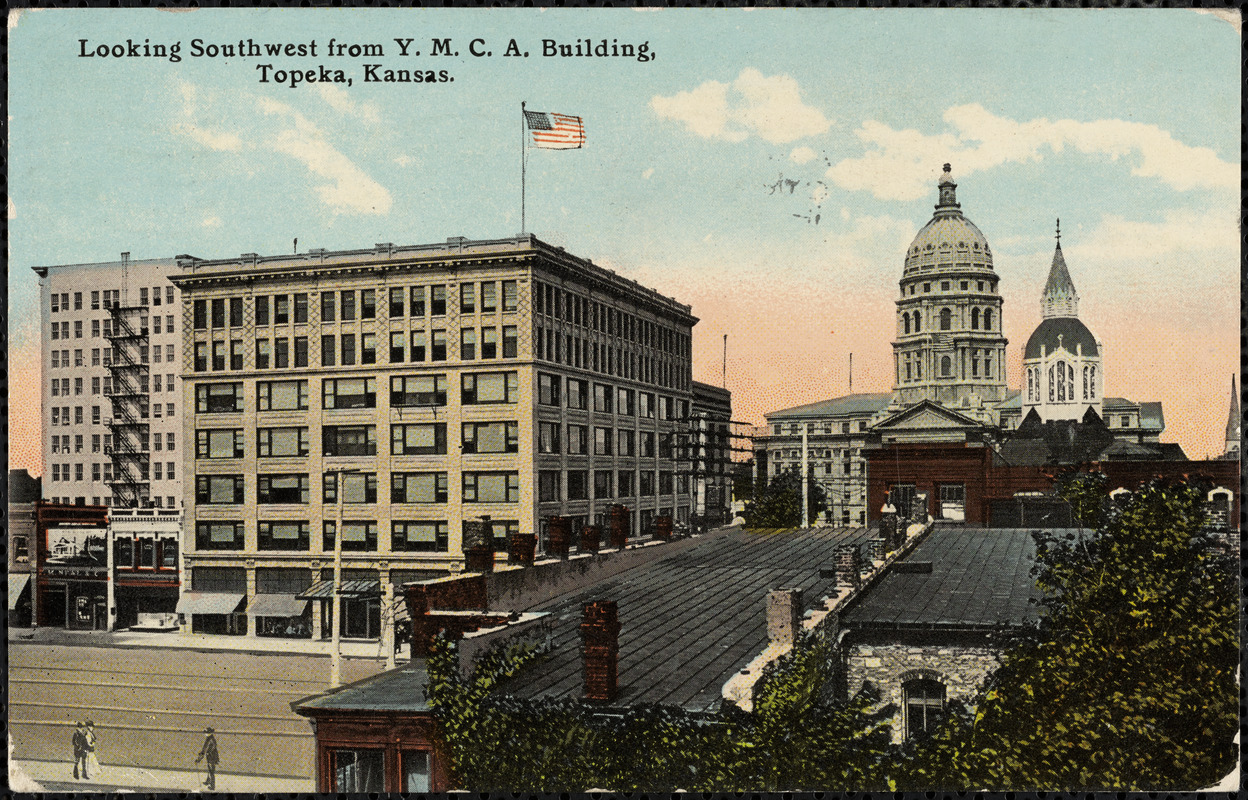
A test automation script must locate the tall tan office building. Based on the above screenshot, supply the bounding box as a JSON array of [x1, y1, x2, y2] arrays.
[[172, 235, 696, 639]]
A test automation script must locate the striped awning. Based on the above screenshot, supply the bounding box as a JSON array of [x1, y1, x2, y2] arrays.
[[248, 594, 310, 618], [297, 580, 381, 600], [176, 592, 245, 616], [8, 574, 31, 610]]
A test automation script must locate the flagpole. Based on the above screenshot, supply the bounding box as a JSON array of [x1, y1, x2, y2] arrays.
[[520, 101, 526, 235]]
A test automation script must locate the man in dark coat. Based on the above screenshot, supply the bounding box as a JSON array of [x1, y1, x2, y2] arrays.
[[195, 727, 220, 789], [72, 722, 87, 779]]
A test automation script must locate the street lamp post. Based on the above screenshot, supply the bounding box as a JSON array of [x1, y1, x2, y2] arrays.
[[329, 467, 360, 688]]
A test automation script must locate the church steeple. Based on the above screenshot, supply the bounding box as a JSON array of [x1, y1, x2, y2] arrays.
[[1224, 374, 1240, 456], [1041, 218, 1078, 318]]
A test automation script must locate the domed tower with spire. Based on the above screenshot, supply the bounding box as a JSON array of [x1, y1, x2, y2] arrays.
[[1021, 220, 1104, 423], [892, 164, 1009, 412]]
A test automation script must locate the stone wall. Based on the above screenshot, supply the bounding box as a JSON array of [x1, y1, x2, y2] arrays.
[[844, 640, 1000, 743]]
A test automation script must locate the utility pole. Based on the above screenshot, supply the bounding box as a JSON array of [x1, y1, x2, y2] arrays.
[[801, 421, 810, 528]]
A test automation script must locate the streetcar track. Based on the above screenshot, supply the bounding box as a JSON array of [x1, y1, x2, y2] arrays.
[[8, 662, 353, 688], [10, 699, 308, 725], [10, 675, 311, 697], [9, 718, 313, 739]]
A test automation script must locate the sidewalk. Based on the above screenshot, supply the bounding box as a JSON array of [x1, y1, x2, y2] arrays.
[[8, 625, 410, 661], [9, 758, 312, 793]]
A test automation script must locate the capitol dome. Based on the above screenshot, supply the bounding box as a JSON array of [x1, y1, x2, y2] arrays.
[[903, 165, 994, 275]]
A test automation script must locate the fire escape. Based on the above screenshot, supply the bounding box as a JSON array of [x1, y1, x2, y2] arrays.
[[105, 301, 151, 508]]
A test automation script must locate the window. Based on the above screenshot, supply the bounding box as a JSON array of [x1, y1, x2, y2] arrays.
[[939, 308, 952, 330], [431, 330, 447, 361], [594, 383, 613, 413], [904, 678, 946, 739], [340, 290, 356, 321], [1056, 360, 1067, 402], [392, 521, 448, 553], [258, 380, 308, 411], [91, 291, 100, 310], [389, 287, 406, 317], [410, 331, 426, 362], [502, 325, 518, 358], [324, 472, 377, 504], [322, 334, 336, 367], [461, 328, 476, 360], [196, 522, 244, 550], [595, 470, 613, 499], [258, 521, 311, 551], [567, 424, 588, 455], [229, 297, 243, 328], [639, 392, 655, 419], [940, 356, 952, 378], [93, 319, 101, 338], [294, 337, 308, 367], [167, 432, 175, 451], [323, 425, 377, 457], [617, 429, 635, 456], [409, 286, 426, 317], [462, 372, 518, 404], [971, 307, 980, 330], [140, 288, 149, 306], [538, 373, 561, 406], [460, 284, 475, 314], [256, 296, 270, 326], [231, 340, 244, 370], [323, 521, 378, 552], [502, 280, 518, 312], [391, 472, 448, 503], [212, 341, 226, 371], [196, 429, 244, 459], [567, 470, 589, 501], [360, 289, 376, 320], [390, 332, 406, 363], [391, 423, 447, 456], [983, 309, 993, 330], [566, 378, 587, 410], [256, 339, 271, 370], [481, 327, 497, 359], [481, 282, 497, 313], [462, 472, 520, 503], [640, 431, 655, 457], [211, 298, 226, 328], [196, 475, 244, 504], [340, 335, 356, 366], [361, 333, 377, 365], [617, 470, 635, 497], [594, 427, 614, 456], [194, 342, 208, 372], [431, 285, 446, 316], [258, 474, 309, 504], [538, 470, 561, 502], [538, 421, 561, 454], [257, 427, 310, 458], [639, 470, 655, 495], [617, 388, 635, 416], [323, 378, 377, 410], [274, 337, 290, 369], [391, 375, 447, 407], [294, 293, 308, 323], [462, 421, 519, 454], [321, 291, 336, 322]]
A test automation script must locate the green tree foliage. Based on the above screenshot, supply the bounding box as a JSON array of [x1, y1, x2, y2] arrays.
[[425, 632, 892, 791], [731, 459, 756, 503], [743, 467, 827, 528], [1054, 468, 1111, 529], [892, 478, 1238, 790]]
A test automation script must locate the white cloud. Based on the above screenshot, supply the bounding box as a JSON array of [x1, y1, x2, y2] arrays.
[[642, 167, 655, 180], [202, 215, 222, 229], [790, 146, 817, 164], [1065, 207, 1238, 263], [651, 68, 831, 145], [826, 103, 1237, 201], [316, 84, 381, 124], [173, 81, 392, 216]]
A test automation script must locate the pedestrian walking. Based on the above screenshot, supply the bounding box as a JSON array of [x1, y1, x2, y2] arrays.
[[195, 727, 220, 790], [81, 720, 100, 779], [71, 721, 87, 779]]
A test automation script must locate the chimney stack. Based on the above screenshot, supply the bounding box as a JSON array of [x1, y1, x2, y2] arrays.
[[581, 601, 620, 703], [548, 516, 571, 559], [835, 543, 863, 590], [766, 588, 803, 648]]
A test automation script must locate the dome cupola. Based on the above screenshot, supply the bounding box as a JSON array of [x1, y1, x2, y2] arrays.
[[903, 164, 994, 276]]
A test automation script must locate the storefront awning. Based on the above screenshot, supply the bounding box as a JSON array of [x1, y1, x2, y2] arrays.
[[176, 592, 245, 616], [297, 580, 381, 600], [248, 593, 310, 618], [8, 574, 31, 610]]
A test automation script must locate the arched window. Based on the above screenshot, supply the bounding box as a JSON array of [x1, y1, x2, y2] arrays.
[[940, 355, 952, 377], [1082, 366, 1089, 400], [903, 314, 911, 335], [971, 307, 980, 330], [1027, 367, 1035, 402], [916, 360, 922, 379], [1068, 363, 1075, 396], [1089, 366, 1096, 399], [1056, 360, 1067, 402], [983, 309, 993, 330], [903, 678, 946, 739], [1048, 366, 1055, 402], [940, 308, 952, 331], [914, 312, 921, 333]]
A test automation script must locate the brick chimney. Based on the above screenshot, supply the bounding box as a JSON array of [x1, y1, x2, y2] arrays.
[[508, 532, 536, 565], [463, 518, 494, 573], [835, 543, 862, 590], [608, 504, 630, 549], [654, 515, 673, 541], [548, 516, 571, 559], [581, 600, 620, 703], [766, 588, 803, 647], [579, 524, 601, 554]]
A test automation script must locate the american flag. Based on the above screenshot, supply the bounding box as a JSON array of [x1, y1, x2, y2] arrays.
[[524, 110, 586, 150]]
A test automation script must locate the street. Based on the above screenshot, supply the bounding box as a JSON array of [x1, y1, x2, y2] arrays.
[[8, 639, 388, 784]]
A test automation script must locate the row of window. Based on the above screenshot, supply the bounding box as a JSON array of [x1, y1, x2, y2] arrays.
[[195, 373, 516, 414], [1026, 362, 1098, 404], [114, 537, 179, 570], [195, 469, 520, 505], [537, 421, 676, 458], [900, 350, 995, 382], [50, 343, 176, 369], [52, 372, 180, 397], [53, 432, 176, 455], [51, 287, 174, 314], [532, 280, 690, 361], [48, 460, 177, 482], [900, 306, 995, 335], [536, 373, 690, 419], [772, 421, 868, 436], [537, 469, 687, 503], [191, 282, 521, 332], [195, 520, 451, 553], [51, 402, 177, 427], [50, 315, 177, 342], [902, 277, 997, 295], [45, 495, 179, 508], [195, 420, 518, 460], [535, 325, 685, 391]]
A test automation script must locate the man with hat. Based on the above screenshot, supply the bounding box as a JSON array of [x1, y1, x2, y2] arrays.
[[71, 721, 87, 779], [195, 727, 219, 789]]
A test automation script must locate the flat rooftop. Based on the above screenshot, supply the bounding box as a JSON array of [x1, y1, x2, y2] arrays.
[[498, 525, 875, 713]]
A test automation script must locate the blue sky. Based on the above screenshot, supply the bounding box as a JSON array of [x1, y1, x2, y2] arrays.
[[8, 8, 1241, 466]]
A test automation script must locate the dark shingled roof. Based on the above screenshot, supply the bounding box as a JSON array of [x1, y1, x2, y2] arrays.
[[841, 527, 1052, 631], [1024, 316, 1099, 359], [768, 393, 893, 420], [292, 661, 430, 715], [498, 526, 875, 712]]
